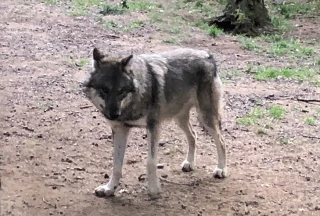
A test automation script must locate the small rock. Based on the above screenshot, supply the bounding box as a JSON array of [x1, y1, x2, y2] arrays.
[[161, 174, 168, 178], [315, 206, 320, 211], [181, 204, 187, 209], [29, 156, 34, 160], [52, 186, 57, 190], [61, 158, 72, 163], [104, 174, 109, 179], [164, 149, 171, 155], [157, 163, 164, 169], [138, 174, 146, 182], [3, 132, 11, 136], [74, 167, 86, 171], [305, 177, 311, 181], [119, 189, 129, 194], [127, 159, 138, 165]]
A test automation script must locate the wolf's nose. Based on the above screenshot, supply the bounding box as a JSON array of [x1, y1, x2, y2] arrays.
[[109, 113, 120, 120]]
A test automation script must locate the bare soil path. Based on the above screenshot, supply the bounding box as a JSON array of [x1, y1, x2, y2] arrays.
[[1, 1, 319, 216]]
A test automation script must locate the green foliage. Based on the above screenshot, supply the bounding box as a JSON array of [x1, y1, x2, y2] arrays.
[[127, 1, 161, 12], [162, 37, 183, 45], [274, 2, 313, 18], [267, 38, 316, 57], [41, 0, 58, 3], [268, 105, 286, 120], [237, 105, 287, 126], [237, 108, 265, 126], [253, 67, 318, 82], [195, 22, 223, 37], [271, 16, 292, 32], [99, 3, 125, 15], [238, 36, 261, 51], [305, 117, 317, 126], [75, 59, 89, 67]]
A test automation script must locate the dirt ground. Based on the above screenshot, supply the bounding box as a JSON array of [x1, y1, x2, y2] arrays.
[[1, 0, 319, 216]]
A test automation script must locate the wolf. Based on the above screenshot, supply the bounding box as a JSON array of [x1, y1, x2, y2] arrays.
[[82, 47, 227, 199]]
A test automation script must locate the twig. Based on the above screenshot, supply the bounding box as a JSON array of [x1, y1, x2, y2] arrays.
[[264, 94, 320, 104], [300, 134, 320, 140], [80, 105, 93, 109], [159, 177, 200, 186], [42, 197, 57, 208], [105, 34, 121, 39], [296, 98, 320, 103]]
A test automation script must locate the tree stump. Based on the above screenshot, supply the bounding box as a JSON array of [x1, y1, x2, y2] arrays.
[[208, 0, 271, 36]]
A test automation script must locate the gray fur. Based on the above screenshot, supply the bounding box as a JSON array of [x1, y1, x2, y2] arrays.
[[82, 48, 227, 199]]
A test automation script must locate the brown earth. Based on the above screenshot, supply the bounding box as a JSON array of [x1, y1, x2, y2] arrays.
[[1, 1, 319, 216]]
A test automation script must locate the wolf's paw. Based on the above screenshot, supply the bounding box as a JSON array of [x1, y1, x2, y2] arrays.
[[181, 160, 194, 172], [213, 167, 228, 179], [94, 184, 116, 197], [147, 183, 162, 200]]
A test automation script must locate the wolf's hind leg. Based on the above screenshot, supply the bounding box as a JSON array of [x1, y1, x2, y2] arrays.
[[174, 110, 196, 172], [94, 126, 130, 197], [197, 77, 227, 178]]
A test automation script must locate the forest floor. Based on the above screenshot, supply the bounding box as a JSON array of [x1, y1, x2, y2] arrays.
[[1, 0, 319, 215]]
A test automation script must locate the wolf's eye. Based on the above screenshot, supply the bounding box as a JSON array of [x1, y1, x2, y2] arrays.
[[118, 89, 126, 95], [100, 88, 109, 95]]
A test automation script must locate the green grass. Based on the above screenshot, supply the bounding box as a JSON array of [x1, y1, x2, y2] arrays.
[[238, 35, 261, 51], [237, 105, 287, 126], [195, 22, 223, 37], [268, 105, 286, 120], [41, 0, 58, 3], [127, 1, 162, 12], [75, 59, 89, 67], [274, 2, 314, 19], [123, 20, 145, 31], [162, 37, 183, 45], [99, 2, 125, 15], [253, 67, 318, 82], [271, 16, 293, 32], [237, 108, 265, 126], [278, 137, 290, 145], [267, 38, 316, 57], [305, 117, 317, 126]]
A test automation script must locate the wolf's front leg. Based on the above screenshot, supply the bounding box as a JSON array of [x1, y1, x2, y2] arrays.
[[94, 126, 130, 197], [146, 121, 161, 199]]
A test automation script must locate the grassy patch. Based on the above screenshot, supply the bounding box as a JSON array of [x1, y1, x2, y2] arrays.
[[271, 16, 293, 32], [252, 67, 318, 82], [278, 137, 290, 145], [41, 0, 58, 3], [99, 2, 125, 15], [75, 59, 89, 67], [162, 37, 183, 45], [268, 105, 286, 120], [267, 38, 316, 57], [237, 105, 286, 126], [127, 1, 162, 12], [123, 20, 145, 31], [237, 108, 265, 126], [305, 117, 317, 126], [195, 22, 223, 37], [274, 2, 314, 19], [238, 35, 261, 51]]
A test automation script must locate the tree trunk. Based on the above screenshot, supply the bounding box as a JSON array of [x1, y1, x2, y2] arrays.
[[208, 0, 271, 36]]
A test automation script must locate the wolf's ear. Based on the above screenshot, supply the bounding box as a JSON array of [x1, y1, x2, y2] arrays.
[[93, 48, 105, 69], [93, 48, 104, 61], [121, 55, 133, 67]]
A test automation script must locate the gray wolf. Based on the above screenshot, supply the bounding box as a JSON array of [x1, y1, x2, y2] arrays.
[[82, 47, 227, 199]]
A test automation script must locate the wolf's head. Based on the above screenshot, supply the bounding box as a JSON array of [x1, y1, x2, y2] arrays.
[[83, 48, 135, 121]]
